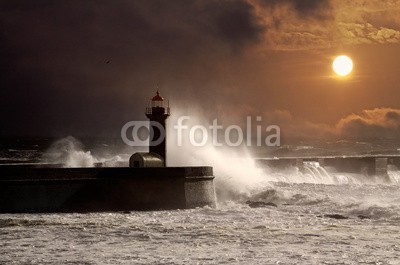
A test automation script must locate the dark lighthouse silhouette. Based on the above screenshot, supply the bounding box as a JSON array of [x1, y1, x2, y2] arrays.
[[129, 91, 171, 168], [129, 90, 171, 167], [146, 90, 170, 164]]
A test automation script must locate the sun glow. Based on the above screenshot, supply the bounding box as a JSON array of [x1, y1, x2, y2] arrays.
[[333, 55, 353, 76]]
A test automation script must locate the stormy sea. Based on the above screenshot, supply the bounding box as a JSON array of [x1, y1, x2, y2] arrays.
[[1, 137, 400, 264]]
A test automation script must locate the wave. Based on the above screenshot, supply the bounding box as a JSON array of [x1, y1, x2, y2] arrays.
[[0, 218, 48, 228], [346, 203, 400, 220], [388, 169, 400, 185], [41, 136, 128, 167], [233, 181, 400, 220], [263, 161, 400, 186]]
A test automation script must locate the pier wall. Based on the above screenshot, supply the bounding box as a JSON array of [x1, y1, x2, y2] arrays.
[[0, 167, 216, 213], [256, 156, 393, 176]]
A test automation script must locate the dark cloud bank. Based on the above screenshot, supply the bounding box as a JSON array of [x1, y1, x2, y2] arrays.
[[336, 108, 400, 140]]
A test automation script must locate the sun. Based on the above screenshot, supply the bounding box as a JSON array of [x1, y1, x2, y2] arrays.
[[332, 55, 353, 76]]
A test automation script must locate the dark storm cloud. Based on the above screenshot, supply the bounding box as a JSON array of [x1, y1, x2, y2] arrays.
[[385, 111, 400, 122], [288, 0, 332, 19], [336, 108, 400, 139], [213, 0, 265, 49], [259, 0, 333, 21], [0, 0, 265, 137]]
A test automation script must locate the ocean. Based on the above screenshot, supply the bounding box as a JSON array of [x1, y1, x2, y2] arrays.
[[1, 137, 400, 264]]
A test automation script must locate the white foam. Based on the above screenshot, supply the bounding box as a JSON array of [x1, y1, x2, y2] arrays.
[[388, 169, 400, 185], [41, 136, 95, 167], [166, 109, 273, 199]]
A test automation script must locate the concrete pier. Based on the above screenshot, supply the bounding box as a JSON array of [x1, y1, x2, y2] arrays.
[[0, 166, 216, 213], [256, 155, 400, 177]]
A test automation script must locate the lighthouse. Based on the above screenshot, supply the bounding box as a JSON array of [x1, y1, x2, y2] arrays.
[[129, 90, 170, 168], [145, 90, 170, 165]]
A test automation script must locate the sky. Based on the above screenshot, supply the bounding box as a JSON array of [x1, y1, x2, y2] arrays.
[[1, 0, 400, 142]]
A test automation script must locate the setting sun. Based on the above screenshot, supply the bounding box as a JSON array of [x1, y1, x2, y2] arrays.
[[333, 55, 353, 76]]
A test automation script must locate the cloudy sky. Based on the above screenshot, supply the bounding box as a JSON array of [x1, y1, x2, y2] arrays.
[[1, 0, 400, 141]]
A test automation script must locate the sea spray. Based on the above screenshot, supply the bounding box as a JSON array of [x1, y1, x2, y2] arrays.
[[42, 136, 96, 167], [267, 162, 365, 185], [42, 136, 129, 167], [388, 165, 400, 184], [166, 108, 274, 201]]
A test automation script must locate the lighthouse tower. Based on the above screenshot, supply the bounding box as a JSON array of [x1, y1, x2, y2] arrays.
[[145, 90, 170, 166]]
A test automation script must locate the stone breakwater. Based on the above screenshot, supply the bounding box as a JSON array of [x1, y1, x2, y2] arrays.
[[0, 166, 216, 213]]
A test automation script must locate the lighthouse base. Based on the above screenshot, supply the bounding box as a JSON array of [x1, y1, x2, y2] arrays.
[[0, 166, 216, 213]]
